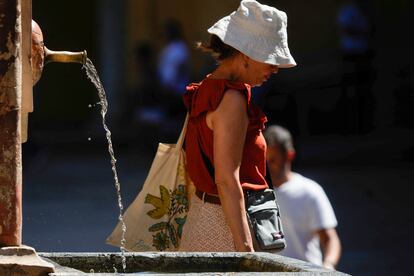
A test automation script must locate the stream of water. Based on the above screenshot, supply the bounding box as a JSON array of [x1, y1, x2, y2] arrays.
[[83, 58, 127, 270]]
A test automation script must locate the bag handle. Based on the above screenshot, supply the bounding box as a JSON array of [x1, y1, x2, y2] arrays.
[[176, 113, 189, 151]]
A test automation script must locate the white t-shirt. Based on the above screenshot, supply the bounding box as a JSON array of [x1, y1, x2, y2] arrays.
[[275, 172, 338, 266]]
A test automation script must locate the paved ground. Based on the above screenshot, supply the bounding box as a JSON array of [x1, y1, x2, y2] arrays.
[[21, 125, 414, 276]]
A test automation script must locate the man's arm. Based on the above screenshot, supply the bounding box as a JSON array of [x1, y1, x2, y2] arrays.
[[318, 228, 341, 270]]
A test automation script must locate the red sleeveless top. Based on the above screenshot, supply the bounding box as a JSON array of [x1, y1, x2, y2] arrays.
[[183, 78, 269, 195]]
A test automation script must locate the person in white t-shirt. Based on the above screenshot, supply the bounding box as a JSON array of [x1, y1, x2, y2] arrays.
[[264, 125, 341, 270]]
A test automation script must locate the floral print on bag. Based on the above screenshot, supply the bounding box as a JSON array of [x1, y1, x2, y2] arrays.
[[145, 164, 190, 251]]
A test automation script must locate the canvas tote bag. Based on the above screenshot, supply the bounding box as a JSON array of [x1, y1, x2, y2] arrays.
[[106, 115, 194, 251]]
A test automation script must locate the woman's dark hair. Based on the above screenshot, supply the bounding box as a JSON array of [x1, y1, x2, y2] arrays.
[[197, 35, 239, 62]]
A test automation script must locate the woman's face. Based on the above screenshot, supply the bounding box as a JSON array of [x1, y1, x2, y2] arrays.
[[244, 58, 279, 87]]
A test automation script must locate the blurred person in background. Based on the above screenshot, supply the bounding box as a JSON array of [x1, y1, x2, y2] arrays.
[[180, 0, 296, 252], [264, 125, 341, 269], [157, 18, 190, 121]]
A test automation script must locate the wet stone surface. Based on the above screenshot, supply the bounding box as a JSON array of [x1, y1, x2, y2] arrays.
[[41, 252, 349, 275]]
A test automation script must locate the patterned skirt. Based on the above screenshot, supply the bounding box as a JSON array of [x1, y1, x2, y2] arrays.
[[179, 192, 236, 252]]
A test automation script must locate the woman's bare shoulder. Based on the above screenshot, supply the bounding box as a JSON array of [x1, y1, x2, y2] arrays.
[[207, 88, 248, 129], [219, 89, 247, 108], [213, 88, 248, 122]]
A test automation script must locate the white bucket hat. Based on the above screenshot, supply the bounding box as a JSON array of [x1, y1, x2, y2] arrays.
[[207, 0, 296, 68]]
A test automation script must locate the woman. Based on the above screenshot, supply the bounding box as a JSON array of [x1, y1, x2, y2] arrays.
[[180, 0, 296, 252]]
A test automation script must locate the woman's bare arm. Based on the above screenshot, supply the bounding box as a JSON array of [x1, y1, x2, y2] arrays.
[[207, 89, 253, 252]]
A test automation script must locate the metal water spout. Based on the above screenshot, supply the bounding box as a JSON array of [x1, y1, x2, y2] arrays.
[[44, 47, 87, 65], [31, 20, 87, 85], [22, 19, 87, 144]]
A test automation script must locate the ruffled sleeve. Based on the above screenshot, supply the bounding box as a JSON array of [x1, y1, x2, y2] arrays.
[[183, 78, 266, 131], [183, 79, 248, 115]]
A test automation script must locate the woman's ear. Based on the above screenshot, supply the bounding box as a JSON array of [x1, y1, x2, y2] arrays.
[[241, 53, 250, 69], [287, 150, 296, 162]]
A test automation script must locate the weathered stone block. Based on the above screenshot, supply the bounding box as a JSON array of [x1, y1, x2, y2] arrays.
[[0, 245, 55, 276]]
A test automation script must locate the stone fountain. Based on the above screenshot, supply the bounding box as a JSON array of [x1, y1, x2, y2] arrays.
[[0, 1, 349, 275]]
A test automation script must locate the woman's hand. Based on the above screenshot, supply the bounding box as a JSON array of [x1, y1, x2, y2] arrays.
[[207, 89, 254, 252]]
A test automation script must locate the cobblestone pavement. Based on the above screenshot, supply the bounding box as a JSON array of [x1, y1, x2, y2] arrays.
[[22, 126, 414, 276]]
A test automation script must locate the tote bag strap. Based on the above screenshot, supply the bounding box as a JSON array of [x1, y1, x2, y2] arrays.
[[176, 113, 189, 151], [265, 162, 274, 189]]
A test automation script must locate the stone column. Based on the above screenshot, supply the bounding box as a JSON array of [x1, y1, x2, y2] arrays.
[[97, 0, 126, 122], [0, 0, 22, 246], [0, 0, 56, 272]]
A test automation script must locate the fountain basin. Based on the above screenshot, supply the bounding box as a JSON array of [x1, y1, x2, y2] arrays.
[[40, 252, 349, 275]]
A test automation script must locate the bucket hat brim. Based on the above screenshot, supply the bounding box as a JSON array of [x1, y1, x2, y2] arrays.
[[207, 0, 296, 68]]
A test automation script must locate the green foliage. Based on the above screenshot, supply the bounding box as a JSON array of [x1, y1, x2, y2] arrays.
[[145, 184, 189, 251], [148, 222, 168, 232], [152, 232, 169, 251], [174, 216, 187, 238]]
